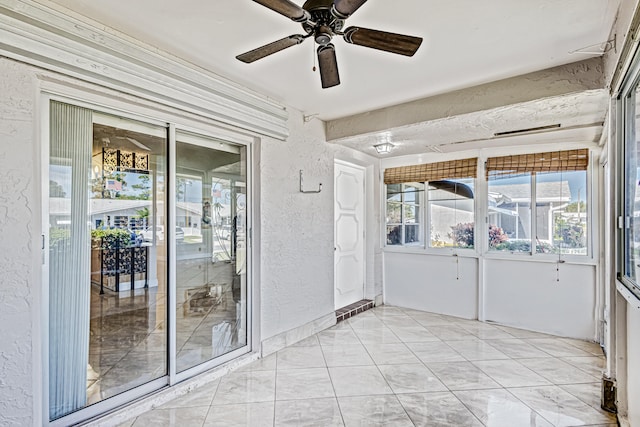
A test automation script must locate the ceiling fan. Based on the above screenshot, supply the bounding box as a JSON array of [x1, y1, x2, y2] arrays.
[[236, 0, 423, 88]]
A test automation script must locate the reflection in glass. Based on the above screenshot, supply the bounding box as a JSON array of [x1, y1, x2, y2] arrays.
[[175, 132, 248, 372], [48, 104, 167, 420]]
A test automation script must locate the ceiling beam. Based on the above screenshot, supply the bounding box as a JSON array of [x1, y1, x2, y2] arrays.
[[326, 57, 604, 142]]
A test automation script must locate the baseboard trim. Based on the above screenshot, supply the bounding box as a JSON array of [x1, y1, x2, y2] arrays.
[[261, 312, 336, 356]]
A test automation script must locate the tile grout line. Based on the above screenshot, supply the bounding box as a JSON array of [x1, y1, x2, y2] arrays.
[[316, 327, 346, 426], [367, 310, 422, 426], [201, 377, 223, 426], [272, 351, 278, 426], [378, 309, 491, 426]]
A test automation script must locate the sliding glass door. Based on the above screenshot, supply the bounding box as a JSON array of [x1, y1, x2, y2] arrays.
[[46, 100, 251, 423]]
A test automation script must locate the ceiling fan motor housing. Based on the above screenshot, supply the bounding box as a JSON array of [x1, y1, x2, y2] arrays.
[[302, 0, 345, 44], [315, 25, 333, 45]]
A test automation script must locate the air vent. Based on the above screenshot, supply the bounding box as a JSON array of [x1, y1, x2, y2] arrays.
[[425, 145, 443, 153], [494, 124, 561, 137]]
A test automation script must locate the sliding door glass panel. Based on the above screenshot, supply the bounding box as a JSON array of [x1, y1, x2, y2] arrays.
[[175, 131, 248, 372], [48, 102, 168, 419]]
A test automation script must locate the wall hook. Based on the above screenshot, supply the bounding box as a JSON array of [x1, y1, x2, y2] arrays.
[[299, 170, 322, 193]]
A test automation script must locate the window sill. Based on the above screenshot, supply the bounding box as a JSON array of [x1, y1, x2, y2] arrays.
[[482, 253, 596, 265], [616, 280, 640, 309], [382, 246, 596, 265], [383, 246, 479, 258]]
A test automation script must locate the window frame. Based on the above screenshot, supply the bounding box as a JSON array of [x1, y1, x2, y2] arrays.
[[384, 179, 478, 255], [425, 178, 477, 253], [485, 169, 591, 259], [486, 172, 534, 256], [385, 182, 425, 247], [382, 151, 594, 263], [617, 46, 640, 300]]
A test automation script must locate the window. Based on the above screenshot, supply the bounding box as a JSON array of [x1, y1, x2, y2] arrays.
[[535, 171, 588, 255], [386, 182, 424, 246], [429, 178, 475, 248], [487, 174, 532, 252], [384, 158, 477, 248], [486, 150, 589, 255], [620, 71, 640, 298]]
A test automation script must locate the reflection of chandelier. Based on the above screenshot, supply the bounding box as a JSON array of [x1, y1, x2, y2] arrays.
[[102, 148, 149, 174]]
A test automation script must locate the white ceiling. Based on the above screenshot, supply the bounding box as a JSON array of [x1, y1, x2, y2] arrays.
[[44, 0, 619, 121]]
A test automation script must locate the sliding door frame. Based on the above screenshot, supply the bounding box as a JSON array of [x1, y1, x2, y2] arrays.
[[40, 87, 255, 425]]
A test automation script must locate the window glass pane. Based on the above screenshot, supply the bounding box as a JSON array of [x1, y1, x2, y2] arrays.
[[386, 202, 402, 224], [405, 225, 420, 244], [429, 178, 475, 248], [625, 88, 640, 284], [387, 225, 402, 245], [402, 182, 422, 203], [535, 171, 587, 255], [488, 174, 531, 252], [386, 184, 402, 202], [384, 182, 424, 246], [404, 204, 418, 224]]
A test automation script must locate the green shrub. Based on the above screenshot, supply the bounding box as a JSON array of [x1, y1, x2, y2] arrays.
[[91, 228, 131, 248]]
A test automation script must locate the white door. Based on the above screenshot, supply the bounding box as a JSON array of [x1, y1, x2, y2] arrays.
[[334, 161, 365, 309]]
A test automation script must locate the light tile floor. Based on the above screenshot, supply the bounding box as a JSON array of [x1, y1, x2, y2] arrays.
[[125, 305, 616, 427]]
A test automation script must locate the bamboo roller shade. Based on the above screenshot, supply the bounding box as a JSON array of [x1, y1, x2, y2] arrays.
[[384, 158, 478, 185], [485, 149, 589, 179]]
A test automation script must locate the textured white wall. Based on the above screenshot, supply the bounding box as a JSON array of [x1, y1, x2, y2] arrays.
[[259, 110, 380, 340], [0, 58, 41, 426]]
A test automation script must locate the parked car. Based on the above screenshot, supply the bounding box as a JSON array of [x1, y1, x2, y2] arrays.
[[141, 225, 184, 243]]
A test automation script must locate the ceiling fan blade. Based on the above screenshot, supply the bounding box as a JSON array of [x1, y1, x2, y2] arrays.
[[317, 44, 340, 89], [236, 35, 306, 63], [253, 0, 310, 22], [332, 0, 368, 18], [343, 26, 423, 57]]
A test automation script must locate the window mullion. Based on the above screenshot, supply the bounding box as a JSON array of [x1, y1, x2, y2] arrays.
[[531, 173, 537, 256], [424, 182, 429, 248]]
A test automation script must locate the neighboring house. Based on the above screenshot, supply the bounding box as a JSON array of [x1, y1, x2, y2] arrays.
[[488, 181, 572, 243]]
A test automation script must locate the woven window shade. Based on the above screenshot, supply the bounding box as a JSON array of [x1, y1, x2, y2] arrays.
[[485, 149, 589, 180], [384, 158, 478, 185]]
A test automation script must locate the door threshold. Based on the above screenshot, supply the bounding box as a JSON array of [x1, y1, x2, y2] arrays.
[[336, 299, 374, 322]]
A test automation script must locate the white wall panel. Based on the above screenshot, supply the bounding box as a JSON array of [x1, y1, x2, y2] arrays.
[[384, 252, 478, 319], [484, 259, 596, 340], [627, 305, 640, 426]]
